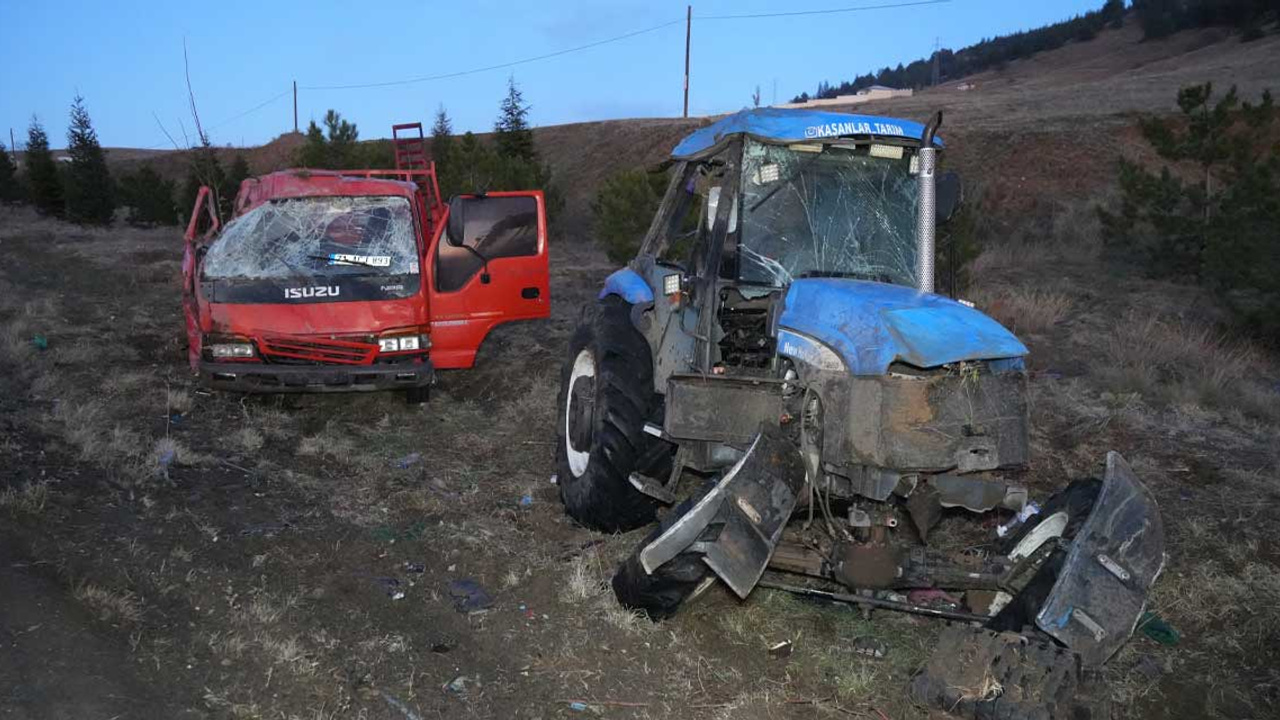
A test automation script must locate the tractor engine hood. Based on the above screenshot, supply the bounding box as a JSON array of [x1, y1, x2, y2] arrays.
[[776, 279, 1027, 375]]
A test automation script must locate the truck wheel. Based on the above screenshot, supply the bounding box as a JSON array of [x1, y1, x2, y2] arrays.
[[989, 478, 1102, 632], [556, 296, 669, 532], [612, 492, 714, 620]]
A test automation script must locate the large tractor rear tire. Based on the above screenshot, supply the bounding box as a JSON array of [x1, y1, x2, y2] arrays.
[[556, 296, 669, 533]]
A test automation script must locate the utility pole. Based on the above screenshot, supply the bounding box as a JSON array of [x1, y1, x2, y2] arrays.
[[683, 5, 691, 118], [293, 80, 298, 133], [8, 128, 15, 163]]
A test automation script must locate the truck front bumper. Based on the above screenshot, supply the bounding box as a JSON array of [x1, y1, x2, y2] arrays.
[[199, 360, 434, 393]]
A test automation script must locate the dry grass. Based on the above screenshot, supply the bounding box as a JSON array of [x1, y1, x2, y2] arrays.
[[166, 387, 193, 414], [1097, 310, 1276, 416], [0, 480, 50, 515], [978, 288, 1074, 334], [235, 427, 264, 454], [75, 583, 143, 624]]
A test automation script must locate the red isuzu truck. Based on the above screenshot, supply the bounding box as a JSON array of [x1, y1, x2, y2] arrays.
[[181, 123, 549, 402]]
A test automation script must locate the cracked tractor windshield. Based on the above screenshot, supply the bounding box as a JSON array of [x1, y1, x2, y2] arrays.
[[202, 196, 418, 279], [738, 139, 919, 288]]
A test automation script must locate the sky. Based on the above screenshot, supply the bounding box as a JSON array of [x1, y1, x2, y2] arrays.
[[1, 0, 1106, 150]]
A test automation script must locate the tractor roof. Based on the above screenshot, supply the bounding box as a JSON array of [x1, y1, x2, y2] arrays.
[[670, 107, 942, 160]]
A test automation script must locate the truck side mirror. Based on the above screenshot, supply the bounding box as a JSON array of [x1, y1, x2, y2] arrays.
[[446, 196, 466, 247], [936, 172, 962, 223]]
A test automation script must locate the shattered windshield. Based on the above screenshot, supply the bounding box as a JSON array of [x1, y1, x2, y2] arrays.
[[202, 196, 418, 280], [738, 139, 918, 287]]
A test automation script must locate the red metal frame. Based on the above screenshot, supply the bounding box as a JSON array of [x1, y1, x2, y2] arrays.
[[182, 122, 550, 386]]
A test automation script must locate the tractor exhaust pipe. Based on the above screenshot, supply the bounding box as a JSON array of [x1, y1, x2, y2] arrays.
[[916, 111, 942, 294]]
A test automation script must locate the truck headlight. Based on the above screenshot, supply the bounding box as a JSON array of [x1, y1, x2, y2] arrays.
[[209, 343, 255, 358], [378, 334, 427, 353]]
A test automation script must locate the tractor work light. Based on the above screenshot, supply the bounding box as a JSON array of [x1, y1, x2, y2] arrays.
[[209, 343, 255, 358]]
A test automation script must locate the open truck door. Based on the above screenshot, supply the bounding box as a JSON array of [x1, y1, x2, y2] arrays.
[[428, 191, 550, 368], [182, 186, 221, 371]]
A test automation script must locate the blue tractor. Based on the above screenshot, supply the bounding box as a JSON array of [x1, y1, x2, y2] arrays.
[[556, 108, 1164, 672]]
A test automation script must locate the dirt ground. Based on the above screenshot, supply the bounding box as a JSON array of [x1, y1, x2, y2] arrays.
[[3, 178, 1279, 718], [5, 18, 1280, 720]]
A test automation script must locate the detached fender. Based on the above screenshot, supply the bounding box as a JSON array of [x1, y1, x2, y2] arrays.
[[639, 426, 806, 598], [599, 267, 654, 305], [1036, 452, 1166, 666]]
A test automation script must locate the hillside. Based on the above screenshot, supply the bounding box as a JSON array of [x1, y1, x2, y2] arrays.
[[98, 18, 1280, 236]]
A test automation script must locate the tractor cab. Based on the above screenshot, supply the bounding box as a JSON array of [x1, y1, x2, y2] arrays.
[[182, 122, 550, 402]]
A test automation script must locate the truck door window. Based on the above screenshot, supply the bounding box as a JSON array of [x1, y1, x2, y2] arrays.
[[436, 195, 539, 293]]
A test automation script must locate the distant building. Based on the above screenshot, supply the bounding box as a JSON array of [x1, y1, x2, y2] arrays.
[[775, 85, 913, 110]]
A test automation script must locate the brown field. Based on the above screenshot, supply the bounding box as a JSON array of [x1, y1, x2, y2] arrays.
[[3, 18, 1280, 720]]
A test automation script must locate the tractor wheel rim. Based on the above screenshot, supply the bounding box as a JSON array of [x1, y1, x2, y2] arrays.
[[1008, 511, 1069, 561], [565, 348, 596, 478]]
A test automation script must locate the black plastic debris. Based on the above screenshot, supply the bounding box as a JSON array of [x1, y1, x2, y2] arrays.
[[376, 577, 406, 600], [447, 578, 493, 613]]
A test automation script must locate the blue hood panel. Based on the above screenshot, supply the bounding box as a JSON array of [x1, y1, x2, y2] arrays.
[[777, 279, 1027, 375]]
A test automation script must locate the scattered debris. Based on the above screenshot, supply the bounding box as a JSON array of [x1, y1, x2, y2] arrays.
[[157, 447, 176, 481], [907, 588, 962, 607], [31, 334, 48, 351], [851, 637, 888, 659], [375, 577, 406, 600], [519, 493, 533, 507], [768, 640, 793, 659], [1138, 610, 1180, 646], [448, 578, 493, 613], [402, 561, 426, 574], [377, 689, 424, 720], [395, 452, 422, 469], [549, 474, 558, 485], [996, 501, 1041, 538], [568, 701, 589, 712], [442, 674, 479, 697], [430, 641, 455, 654]]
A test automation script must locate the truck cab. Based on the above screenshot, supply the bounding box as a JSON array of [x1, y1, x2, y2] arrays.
[[182, 124, 549, 401]]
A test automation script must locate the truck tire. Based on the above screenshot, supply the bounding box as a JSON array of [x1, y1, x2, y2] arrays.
[[989, 478, 1103, 633], [557, 296, 668, 532], [612, 491, 714, 620]]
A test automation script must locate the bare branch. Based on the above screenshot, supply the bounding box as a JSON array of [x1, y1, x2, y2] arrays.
[[151, 111, 182, 151], [183, 37, 207, 145]]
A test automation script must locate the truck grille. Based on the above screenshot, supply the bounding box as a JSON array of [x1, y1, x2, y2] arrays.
[[256, 335, 378, 365]]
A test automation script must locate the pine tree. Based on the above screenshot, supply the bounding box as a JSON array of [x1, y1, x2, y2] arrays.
[[1101, 83, 1280, 340], [64, 95, 115, 225], [431, 105, 455, 172], [223, 154, 250, 209], [324, 110, 358, 168], [294, 111, 360, 169], [1102, 0, 1125, 29], [0, 142, 20, 202], [297, 121, 328, 168], [182, 136, 226, 221], [25, 118, 63, 217], [494, 77, 536, 162], [120, 164, 178, 225]]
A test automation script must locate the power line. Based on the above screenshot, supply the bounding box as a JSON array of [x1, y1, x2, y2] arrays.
[[700, 0, 950, 21], [207, 88, 291, 132], [302, 18, 684, 91], [143, 88, 290, 150]]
